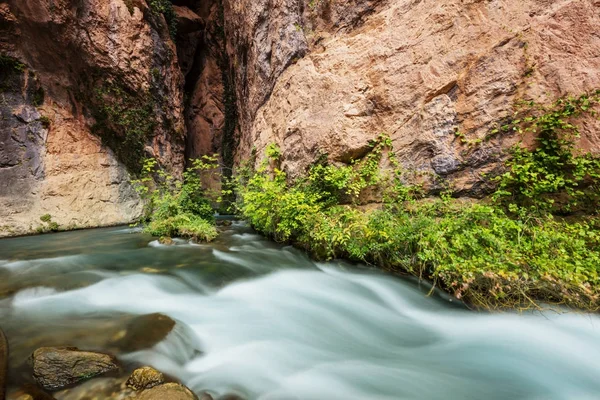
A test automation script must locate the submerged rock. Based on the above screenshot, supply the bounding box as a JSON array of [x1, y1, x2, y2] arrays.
[[126, 367, 164, 391], [109, 313, 175, 353], [158, 237, 175, 246], [30, 347, 119, 391], [135, 383, 198, 400]]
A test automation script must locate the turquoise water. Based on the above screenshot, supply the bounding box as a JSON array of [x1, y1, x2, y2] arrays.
[[1, 223, 600, 399]]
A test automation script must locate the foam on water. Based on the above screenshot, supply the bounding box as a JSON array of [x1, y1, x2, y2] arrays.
[[2, 225, 600, 400], [9, 268, 600, 400]]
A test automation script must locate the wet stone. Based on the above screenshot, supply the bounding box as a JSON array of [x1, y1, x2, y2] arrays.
[[136, 383, 198, 400], [109, 313, 175, 353], [30, 347, 119, 391], [126, 367, 164, 391]]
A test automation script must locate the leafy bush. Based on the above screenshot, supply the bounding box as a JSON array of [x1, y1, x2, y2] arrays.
[[236, 128, 600, 311], [133, 157, 219, 242], [493, 92, 600, 214]]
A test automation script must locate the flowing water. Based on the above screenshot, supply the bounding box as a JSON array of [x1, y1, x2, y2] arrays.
[[1, 222, 600, 400]]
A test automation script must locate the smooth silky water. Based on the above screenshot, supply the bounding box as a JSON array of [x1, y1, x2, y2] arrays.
[[1, 222, 600, 400]]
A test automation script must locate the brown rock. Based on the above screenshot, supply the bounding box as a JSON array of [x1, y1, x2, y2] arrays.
[[230, 0, 600, 197], [174, 6, 203, 35], [109, 313, 176, 353], [126, 367, 164, 391], [135, 383, 198, 400], [30, 347, 119, 391], [0, 0, 185, 238]]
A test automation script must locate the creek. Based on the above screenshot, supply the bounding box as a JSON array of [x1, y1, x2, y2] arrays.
[[1, 222, 599, 399]]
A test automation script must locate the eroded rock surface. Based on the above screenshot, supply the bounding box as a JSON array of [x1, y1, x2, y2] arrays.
[[0, 0, 186, 237], [126, 367, 164, 391], [31, 347, 119, 391], [234, 0, 600, 196]]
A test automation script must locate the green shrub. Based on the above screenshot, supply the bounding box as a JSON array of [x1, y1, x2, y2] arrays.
[[146, 213, 217, 242], [132, 156, 219, 242], [235, 128, 600, 311], [493, 92, 600, 214]]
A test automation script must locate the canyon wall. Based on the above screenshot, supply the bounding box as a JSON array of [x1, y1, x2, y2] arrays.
[[0, 0, 185, 236], [1, 0, 599, 236], [226, 0, 600, 195]]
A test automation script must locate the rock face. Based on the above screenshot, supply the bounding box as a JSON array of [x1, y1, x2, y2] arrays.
[[1, 0, 599, 234], [0, 0, 186, 237], [228, 0, 600, 196], [31, 347, 119, 391], [126, 367, 164, 391]]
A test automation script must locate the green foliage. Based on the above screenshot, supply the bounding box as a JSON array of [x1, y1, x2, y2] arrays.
[[32, 86, 45, 107], [0, 55, 25, 72], [236, 130, 600, 311], [493, 92, 600, 214], [37, 214, 59, 233], [124, 0, 135, 15], [265, 143, 282, 161], [39, 115, 51, 129], [91, 83, 156, 173], [132, 157, 219, 242], [148, 0, 177, 38], [146, 213, 217, 242]]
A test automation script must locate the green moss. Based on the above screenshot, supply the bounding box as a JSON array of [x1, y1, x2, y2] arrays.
[[91, 83, 156, 173], [39, 115, 51, 129], [0, 55, 25, 72], [124, 0, 135, 15], [40, 214, 52, 223], [148, 0, 177, 38], [32, 86, 45, 107]]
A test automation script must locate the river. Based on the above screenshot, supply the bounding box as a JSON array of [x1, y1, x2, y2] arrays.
[[1, 222, 599, 399]]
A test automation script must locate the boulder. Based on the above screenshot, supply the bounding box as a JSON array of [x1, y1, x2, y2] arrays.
[[109, 313, 175, 353], [30, 347, 119, 391], [135, 383, 198, 400], [126, 367, 164, 391]]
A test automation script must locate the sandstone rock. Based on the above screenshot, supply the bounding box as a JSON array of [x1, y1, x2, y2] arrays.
[[135, 383, 198, 400], [126, 367, 164, 391], [174, 6, 203, 35], [0, 0, 185, 237], [234, 0, 600, 196], [30, 347, 119, 391]]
